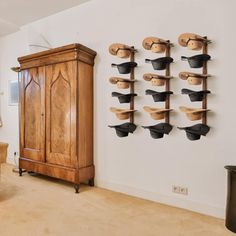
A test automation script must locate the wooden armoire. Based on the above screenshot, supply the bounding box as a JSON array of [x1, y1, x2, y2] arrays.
[[18, 44, 96, 193]]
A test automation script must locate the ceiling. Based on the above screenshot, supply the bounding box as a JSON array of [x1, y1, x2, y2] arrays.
[[0, 0, 90, 36]]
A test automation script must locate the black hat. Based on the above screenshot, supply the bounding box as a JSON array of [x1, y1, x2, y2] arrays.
[[145, 57, 173, 70], [112, 92, 137, 103], [108, 122, 137, 137], [111, 62, 137, 74], [181, 54, 211, 68], [178, 124, 210, 141], [142, 123, 173, 139], [145, 89, 173, 102], [181, 89, 211, 102]]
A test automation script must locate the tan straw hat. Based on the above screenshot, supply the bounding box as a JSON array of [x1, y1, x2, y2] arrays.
[[109, 77, 136, 89], [109, 43, 133, 58], [179, 72, 210, 85], [178, 33, 210, 50], [143, 73, 172, 86], [110, 107, 136, 120], [143, 106, 172, 120], [179, 106, 210, 121], [142, 37, 169, 53]]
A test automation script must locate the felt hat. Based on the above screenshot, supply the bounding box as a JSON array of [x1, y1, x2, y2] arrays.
[[179, 106, 209, 121], [108, 122, 137, 137], [181, 89, 211, 102], [142, 37, 170, 53], [178, 33, 211, 51], [143, 106, 172, 120], [178, 123, 210, 141], [142, 123, 173, 139], [181, 54, 211, 68], [145, 89, 173, 102], [111, 62, 138, 74], [143, 73, 172, 86], [110, 107, 136, 120], [109, 43, 134, 58], [179, 72, 210, 85], [145, 57, 173, 70], [111, 92, 137, 103], [109, 77, 136, 89]]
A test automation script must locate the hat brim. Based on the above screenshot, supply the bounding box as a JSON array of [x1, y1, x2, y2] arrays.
[[110, 107, 136, 114], [143, 106, 172, 114], [109, 43, 131, 55], [143, 73, 172, 81], [178, 33, 206, 47], [181, 89, 211, 95], [179, 71, 211, 80], [142, 37, 169, 50], [178, 124, 210, 136], [181, 88, 195, 94], [146, 90, 173, 96], [179, 106, 209, 114], [108, 122, 137, 136], [109, 77, 135, 84]]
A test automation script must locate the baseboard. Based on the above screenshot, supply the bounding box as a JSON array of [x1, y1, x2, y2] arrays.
[[96, 179, 225, 219]]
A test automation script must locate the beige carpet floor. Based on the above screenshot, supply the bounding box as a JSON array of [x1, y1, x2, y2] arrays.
[[0, 164, 234, 236]]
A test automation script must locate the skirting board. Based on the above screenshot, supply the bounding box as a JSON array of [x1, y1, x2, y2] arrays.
[[96, 179, 225, 219]]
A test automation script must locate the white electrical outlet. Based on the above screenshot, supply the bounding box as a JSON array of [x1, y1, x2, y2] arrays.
[[172, 185, 188, 195], [179, 187, 188, 195], [172, 185, 180, 193]]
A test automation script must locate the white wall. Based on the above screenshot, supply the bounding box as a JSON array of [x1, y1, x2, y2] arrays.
[[0, 0, 235, 218]]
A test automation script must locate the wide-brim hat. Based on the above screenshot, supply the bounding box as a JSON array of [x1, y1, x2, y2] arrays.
[[110, 107, 136, 120], [109, 77, 136, 89], [181, 54, 211, 68], [142, 122, 173, 139], [108, 122, 137, 137], [112, 92, 137, 103], [143, 106, 172, 120], [179, 72, 211, 85], [179, 106, 209, 121], [145, 57, 173, 70], [178, 33, 210, 50], [111, 62, 138, 74], [181, 89, 211, 102], [143, 73, 172, 86], [145, 89, 173, 102], [109, 43, 134, 58], [142, 37, 170, 53], [178, 123, 210, 141]]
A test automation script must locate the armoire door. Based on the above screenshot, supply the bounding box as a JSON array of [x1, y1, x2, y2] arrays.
[[19, 67, 45, 161], [45, 61, 77, 168]]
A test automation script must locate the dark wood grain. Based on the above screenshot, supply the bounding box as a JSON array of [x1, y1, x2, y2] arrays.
[[18, 44, 96, 190]]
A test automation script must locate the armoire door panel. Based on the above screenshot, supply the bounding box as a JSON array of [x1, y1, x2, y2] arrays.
[[20, 67, 45, 161], [45, 62, 77, 168]]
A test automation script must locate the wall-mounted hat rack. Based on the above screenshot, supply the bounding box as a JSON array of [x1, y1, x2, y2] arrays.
[[142, 37, 174, 138], [178, 33, 211, 140], [108, 43, 138, 137]]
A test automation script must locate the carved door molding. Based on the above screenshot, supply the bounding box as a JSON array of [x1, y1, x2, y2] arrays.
[[45, 62, 77, 168], [20, 67, 45, 161]]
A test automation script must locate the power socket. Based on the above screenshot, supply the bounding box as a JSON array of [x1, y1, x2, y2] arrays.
[[172, 185, 188, 195]]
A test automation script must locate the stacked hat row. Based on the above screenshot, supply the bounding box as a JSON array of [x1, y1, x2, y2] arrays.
[[108, 44, 138, 137], [177, 33, 211, 140], [108, 33, 212, 141], [142, 37, 174, 139]]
